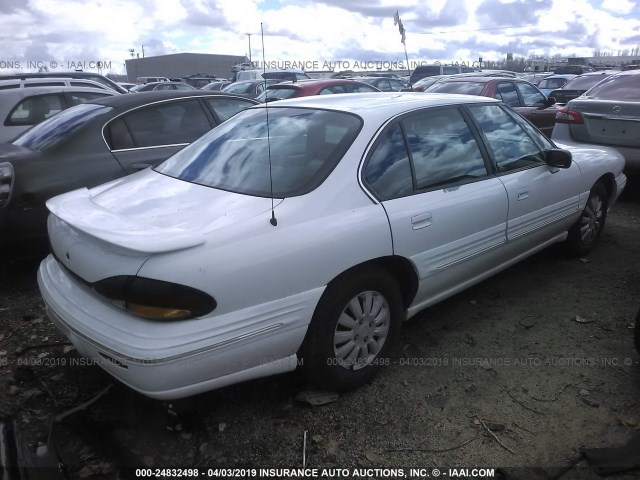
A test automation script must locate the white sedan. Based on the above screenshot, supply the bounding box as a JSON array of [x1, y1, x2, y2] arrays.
[[38, 93, 626, 400]]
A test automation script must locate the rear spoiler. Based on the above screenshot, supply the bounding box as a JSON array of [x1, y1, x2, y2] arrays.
[[46, 188, 205, 254]]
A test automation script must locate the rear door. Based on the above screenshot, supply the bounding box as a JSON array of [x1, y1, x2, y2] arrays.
[[362, 106, 508, 309], [466, 104, 581, 248], [106, 98, 215, 173], [514, 81, 557, 137]]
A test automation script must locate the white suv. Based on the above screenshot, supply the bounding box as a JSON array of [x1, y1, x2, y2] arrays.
[[0, 78, 111, 91]]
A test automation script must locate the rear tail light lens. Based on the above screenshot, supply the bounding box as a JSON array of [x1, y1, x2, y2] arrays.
[[94, 276, 216, 320], [0, 162, 14, 208], [555, 108, 584, 124]]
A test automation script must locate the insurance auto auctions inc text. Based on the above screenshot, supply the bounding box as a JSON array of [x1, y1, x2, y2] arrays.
[[195, 467, 496, 478]]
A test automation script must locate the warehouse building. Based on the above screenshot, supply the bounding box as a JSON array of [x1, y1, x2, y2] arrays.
[[125, 53, 249, 82]]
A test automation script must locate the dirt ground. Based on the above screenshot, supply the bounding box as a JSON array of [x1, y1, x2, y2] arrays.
[[1, 187, 639, 480]]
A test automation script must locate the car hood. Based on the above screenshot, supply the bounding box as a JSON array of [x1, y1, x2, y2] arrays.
[[47, 169, 283, 255]]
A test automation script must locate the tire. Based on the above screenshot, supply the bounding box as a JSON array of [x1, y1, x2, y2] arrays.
[[566, 181, 608, 256], [301, 266, 403, 391]]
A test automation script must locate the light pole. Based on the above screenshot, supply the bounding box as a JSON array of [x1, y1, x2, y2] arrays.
[[246, 33, 252, 64]]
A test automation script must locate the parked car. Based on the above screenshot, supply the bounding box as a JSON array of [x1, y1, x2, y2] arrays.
[[537, 75, 577, 96], [409, 64, 478, 84], [0, 91, 258, 243], [117, 82, 137, 91], [352, 77, 407, 91], [405, 71, 521, 92], [548, 71, 618, 105], [518, 73, 551, 86], [129, 82, 197, 92], [0, 72, 128, 93], [221, 79, 282, 98], [552, 69, 640, 172], [0, 86, 117, 143], [234, 69, 311, 82], [554, 65, 595, 75], [0, 77, 113, 91], [136, 76, 170, 84], [201, 81, 233, 91], [256, 79, 380, 102], [177, 74, 218, 89], [37, 92, 626, 400], [425, 76, 558, 137]]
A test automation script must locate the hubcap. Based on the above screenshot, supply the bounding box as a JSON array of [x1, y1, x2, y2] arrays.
[[333, 290, 390, 371], [579, 195, 603, 245]]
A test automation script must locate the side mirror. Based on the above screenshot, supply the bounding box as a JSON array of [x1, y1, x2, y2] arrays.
[[545, 149, 571, 169], [543, 96, 556, 108]]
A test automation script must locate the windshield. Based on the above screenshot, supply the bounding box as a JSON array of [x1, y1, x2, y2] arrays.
[[13, 103, 111, 152], [426, 81, 485, 95], [156, 107, 362, 197]]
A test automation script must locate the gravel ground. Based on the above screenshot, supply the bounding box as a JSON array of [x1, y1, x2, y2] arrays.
[[0, 188, 639, 480]]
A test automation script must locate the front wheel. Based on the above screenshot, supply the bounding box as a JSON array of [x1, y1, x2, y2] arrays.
[[301, 266, 403, 391], [566, 181, 608, 256]]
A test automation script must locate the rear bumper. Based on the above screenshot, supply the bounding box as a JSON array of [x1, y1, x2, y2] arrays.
[[552, 123, 640, 172], [38, 255, 320, 399]]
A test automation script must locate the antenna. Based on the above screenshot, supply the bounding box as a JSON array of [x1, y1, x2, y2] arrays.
[[261, 23, 277, 227]]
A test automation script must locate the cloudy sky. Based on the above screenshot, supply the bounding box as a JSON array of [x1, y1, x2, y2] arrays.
[[1, 0, 639, 75]]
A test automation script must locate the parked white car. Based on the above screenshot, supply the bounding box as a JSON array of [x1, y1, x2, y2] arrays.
[[38, 93, 626, 400]]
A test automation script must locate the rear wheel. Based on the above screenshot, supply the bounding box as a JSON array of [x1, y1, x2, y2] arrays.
[[566, 181, 608, 256], [301, 266, 402, 391]]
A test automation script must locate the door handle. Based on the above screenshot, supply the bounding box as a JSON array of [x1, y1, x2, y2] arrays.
[[517, 190, 529, 201], [411, 212, 432, 230]]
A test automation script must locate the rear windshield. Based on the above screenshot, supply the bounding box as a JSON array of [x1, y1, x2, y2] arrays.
[[156, 107, 362, 197], [562, 74, 612, 91], [426, 81, 485, 95], [13, 103, 110, 152], [256, 87, 300, 102], [583, 73, 640, 100]]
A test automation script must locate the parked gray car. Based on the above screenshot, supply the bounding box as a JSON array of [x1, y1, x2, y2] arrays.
[[0, 91, 258, 243], [552, 69, 640, 172], [0, 86, 116, 143]]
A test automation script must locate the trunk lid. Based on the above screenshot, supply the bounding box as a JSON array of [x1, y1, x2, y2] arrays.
[[46, 169, 282, 282], [569, 99, 640, 148]]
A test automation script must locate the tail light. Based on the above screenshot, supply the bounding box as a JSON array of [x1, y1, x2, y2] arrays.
[[94, 275, 217, 320], [555, 108, 584, 124], [0, 162, 14, 208]]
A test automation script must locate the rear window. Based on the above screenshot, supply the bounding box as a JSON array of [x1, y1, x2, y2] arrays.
[[257, 87, 300, 102], [563, 74, 612, 91], [13, 103, 110, 152], [583, 73, 640, 100], [156, 107, 362, 197], [427, 81, 485, 95]]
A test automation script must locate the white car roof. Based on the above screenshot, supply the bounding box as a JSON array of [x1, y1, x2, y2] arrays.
[[263, 92, 497, 117]]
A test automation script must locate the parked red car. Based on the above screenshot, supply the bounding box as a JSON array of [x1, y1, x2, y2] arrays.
[[425, 77, 558, 137], [256, 79, 380, 102]]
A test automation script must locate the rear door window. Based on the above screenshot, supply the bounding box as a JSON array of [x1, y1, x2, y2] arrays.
[[402, 107, 488, 190], [495, 82, 520, 107], [115, 99, 211, 148], [6, 94, 64, 125], [468, 104, 544, 173], [516, 82, 546, 107]]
